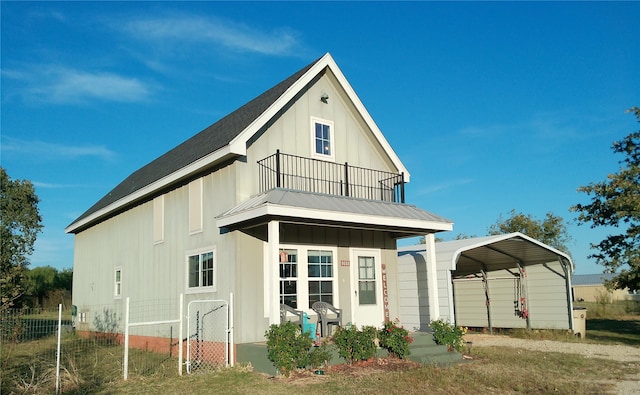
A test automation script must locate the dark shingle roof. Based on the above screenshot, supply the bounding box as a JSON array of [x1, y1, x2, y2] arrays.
[[68, 56, 323, 232]]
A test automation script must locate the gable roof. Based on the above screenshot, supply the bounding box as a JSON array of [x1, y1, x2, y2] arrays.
[[66, 53, 409, 234]]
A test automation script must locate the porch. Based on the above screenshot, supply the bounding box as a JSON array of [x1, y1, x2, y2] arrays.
[[235, 332, 463, 375]]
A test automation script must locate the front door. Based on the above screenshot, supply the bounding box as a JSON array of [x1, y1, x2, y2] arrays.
[[350, 248, 383, 328]]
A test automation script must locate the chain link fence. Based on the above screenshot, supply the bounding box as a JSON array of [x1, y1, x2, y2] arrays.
[[1, 295, 233, 394], [186, 299, 230, 374]]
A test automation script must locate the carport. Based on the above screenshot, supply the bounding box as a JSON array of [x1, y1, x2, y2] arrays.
[[445, 233, 574, 333], [398, 232, 575, 333]]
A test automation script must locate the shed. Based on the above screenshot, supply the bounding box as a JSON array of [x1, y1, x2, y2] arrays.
[[398, 232, 575, 333], [572, 273, 634, 302]]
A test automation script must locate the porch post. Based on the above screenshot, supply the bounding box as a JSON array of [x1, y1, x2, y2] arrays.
[[268, 220, 281, 325], [425, 234, 440, 321]]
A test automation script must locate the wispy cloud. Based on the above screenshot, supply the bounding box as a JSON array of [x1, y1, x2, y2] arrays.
[[2, 65, 153, 104], [415, 178, 474, 196], [117, 14, 301, 56], [2, 136, 116, 160]]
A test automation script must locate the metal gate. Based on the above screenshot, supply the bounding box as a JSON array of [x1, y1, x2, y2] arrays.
[[186, 299, 230, 374]]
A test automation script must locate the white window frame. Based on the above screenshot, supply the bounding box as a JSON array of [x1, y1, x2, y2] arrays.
[[279, 248, 299, 308], [114, 266, 122, 299], [278, 244, 338, 312], [310, 117, 335, 161], [185, 247, 217, 294]]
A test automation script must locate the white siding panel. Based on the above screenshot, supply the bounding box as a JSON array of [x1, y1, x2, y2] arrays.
[[453, 279, 488, 328]]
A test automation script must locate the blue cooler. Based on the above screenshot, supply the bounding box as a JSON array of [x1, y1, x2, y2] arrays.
[[302, 313, 316, 340]]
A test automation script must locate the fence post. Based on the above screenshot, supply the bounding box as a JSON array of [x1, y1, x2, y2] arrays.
[[275, 149, 281, 188], [56, 303, 62, 394], [178, 293, 183, 376], [123, 297, 130, 380]]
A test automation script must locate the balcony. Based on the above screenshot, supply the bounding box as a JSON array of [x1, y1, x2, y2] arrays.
[[257, 150, 405, 203]]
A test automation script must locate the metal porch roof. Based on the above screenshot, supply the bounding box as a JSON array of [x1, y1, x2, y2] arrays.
[[216, 189, 453, 238]]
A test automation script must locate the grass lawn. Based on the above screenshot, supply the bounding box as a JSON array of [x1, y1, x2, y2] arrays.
[[85, 346, 635, 395]]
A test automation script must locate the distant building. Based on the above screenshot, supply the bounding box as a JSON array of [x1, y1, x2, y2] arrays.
[[571, 274, 636, 302]]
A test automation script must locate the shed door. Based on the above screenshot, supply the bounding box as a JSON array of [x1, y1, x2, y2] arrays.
[[350, 249, 383, 328]]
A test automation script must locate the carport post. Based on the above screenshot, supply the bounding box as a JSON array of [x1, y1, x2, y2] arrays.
[[560, 258, 574, 331], [481, 266, 493, 335], [515, 262, 531, 330]]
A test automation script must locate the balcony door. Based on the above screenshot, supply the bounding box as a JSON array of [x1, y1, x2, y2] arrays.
[[350, 248, 383, 328]]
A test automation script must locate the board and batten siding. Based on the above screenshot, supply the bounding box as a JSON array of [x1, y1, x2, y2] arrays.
[[524, 261, 571, 329], [72, 165, 239, 336], [397, 249, 455, 332], [240, 70, 400, 200]]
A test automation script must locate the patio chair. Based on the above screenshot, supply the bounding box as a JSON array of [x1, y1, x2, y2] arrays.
[[312, 301, 342, 337], [280, 304, 304, 325]]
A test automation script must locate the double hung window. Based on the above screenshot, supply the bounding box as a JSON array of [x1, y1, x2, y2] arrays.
[[279, 249, 298, 308], [187, 250, 215, 292], [114, 267, 122, 298], [278, 246, 336, 310], [311, 117, 335, 161], [308, 250, 334, 306]]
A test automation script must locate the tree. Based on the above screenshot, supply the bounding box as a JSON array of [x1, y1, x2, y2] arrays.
[[488, 209, 572, 255], [25, 266, 57, 307], [0, 167, 43, 311], [572, 107, 640, 292]]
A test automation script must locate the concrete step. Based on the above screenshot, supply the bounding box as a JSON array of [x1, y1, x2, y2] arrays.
[[407, 332, 464, 365]]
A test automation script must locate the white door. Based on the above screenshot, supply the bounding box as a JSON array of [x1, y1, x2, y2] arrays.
[[350, 248, 384, 328]]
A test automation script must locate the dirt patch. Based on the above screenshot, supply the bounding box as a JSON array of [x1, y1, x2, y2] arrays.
[[270, 357, 421, 384], [465, 333, 640, 394], [464, 333, 640, 362]]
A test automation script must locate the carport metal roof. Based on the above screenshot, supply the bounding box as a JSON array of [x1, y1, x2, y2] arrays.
[[436, 232, 574, 278]]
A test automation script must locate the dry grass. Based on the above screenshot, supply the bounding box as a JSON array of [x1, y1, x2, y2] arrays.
[[93, 347, 635, 395], [3, 313, 638, 394]]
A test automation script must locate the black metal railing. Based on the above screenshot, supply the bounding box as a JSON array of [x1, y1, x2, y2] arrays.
[[257, 150, 405, 203]]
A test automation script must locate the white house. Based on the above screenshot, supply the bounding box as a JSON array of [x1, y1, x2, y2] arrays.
[[66, 53, 453, 360]]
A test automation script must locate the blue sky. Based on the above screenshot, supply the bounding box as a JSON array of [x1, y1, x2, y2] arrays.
[[1, 2, 638, 275]]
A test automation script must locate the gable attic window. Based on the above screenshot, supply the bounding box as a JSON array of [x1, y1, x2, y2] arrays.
[[187, 249, 216, 293], [311, 117, 335, 161]]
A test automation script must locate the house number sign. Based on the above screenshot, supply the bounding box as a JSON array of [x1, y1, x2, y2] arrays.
[[340, 260, 350, 267]]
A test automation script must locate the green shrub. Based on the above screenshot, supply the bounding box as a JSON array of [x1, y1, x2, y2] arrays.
[[265, 322, 313, 376], [430, 319, 466, 352], [378, 319, 413, 359], [308, 341, 331, 369], [332, 325, 377, 364]]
